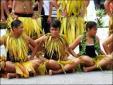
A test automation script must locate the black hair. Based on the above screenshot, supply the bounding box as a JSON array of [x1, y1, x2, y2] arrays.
[[86, 21, 97, 31], [51, 19, 61, 30], [11, 20, 22, 29]]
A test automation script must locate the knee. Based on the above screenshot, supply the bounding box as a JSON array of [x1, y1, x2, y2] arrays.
[[47, 60, 56, 66], [80, 56, 92, 61], [6, 61, 14, 67], [46, 60, 60, 70], [5, 61, 15, 73], [73, 58, 81, 65]]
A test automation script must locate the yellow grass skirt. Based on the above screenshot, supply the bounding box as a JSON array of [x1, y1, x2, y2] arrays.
[[60, 16, 85, 44], [7, 15, 42, 38], [15, 61, 35, 78], [78, 55, 105, 71], [38, 60, 73, 75], [93, 55, 105, 68]]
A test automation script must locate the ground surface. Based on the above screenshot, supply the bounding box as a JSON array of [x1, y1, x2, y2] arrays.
[[0, 28, 112, 85], [0, 71, 112, 84]]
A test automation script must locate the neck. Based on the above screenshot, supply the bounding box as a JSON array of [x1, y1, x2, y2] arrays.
[[86, 32, 94, 38], [51, 35, 60, 38], [11, 32, 19, 38]]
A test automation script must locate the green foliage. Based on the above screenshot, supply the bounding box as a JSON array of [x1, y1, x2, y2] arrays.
[[96, 9, 106, 28]]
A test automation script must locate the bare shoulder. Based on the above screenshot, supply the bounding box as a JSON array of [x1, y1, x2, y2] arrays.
[[95, 36, 100, 41], [77, 35, 84, 41]]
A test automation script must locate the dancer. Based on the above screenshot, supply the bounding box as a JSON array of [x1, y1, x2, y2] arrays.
[[8, 0, 42, 38], [70, 21, 105, 71], [49, 0, 90, 44], [0, 20, 41, 78], [104, 0, 113, 35], [33, 19, 81, 75]]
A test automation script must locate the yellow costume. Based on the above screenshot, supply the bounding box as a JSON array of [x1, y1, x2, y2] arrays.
[[57, 0, 86, 44], [38, 33, 73, 75], [1, 32, 35, 78], [7, 13, 42, 38]]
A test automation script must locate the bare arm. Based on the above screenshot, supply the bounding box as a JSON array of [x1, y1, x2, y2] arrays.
[[35, 35, 47, 44], [69, 35, 82, 50], [48, 1, 53, 23], [1, 1, 5, 21], [50, 0, 59, 9], [0, 36, 6, 46], [67, 36, 82, 57], [103, 35, 113, 54], [24, 35, 37, 59], [85, 0, 90, 7], [32, 1, 38, 9], [33, 0, 43, 15], [38, 0, 43, 15], [104, 0, 112, 16], [48, 0, 59, 23], [2, 0, 10, 16], [12, 0, 16, 13], [67, 47, 77, 58], [0, 37, 4, 45], [11, 0, 18, 19], [28, 35, 47, 59], [96, 36, 106, 55]]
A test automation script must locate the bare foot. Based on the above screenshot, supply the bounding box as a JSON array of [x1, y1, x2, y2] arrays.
[[49, 70, 53, 75], [7, 73, 18, 79], [83, 67, 89, 72]]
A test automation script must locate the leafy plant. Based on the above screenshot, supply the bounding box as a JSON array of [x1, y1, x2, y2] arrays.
[[96, 9, 105, 28]]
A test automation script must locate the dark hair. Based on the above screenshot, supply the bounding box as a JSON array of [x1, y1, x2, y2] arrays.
[[11, 20, 22, 29], [51, 19, 61, 30], [86, 21, 97, 31]]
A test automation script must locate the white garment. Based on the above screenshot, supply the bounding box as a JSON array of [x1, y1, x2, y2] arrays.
[[0, 29, 7, 57], [43, 0, 50, 15], [85, 1, 97, 22]]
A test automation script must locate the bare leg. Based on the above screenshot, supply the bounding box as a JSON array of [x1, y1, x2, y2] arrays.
[[30, 59, 42, 75], [83, 56, 112, 72], [108, 43, 113, 54], [80, 56, 95, 66], [46, 59, 61, 71], [49, 58, 81, 75], [1, 1, 6, 22], [5, 61, 16, 73], [7, 73, 19, 79], [2, 61, 19, 78]]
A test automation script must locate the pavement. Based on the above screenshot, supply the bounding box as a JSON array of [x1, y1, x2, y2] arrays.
[[0, 71, 113, 84]]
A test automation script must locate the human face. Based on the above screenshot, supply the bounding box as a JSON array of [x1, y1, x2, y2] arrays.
[[50, 27, 59, 37], [88, 26, 97, 37], [13, 23, 23, 37]]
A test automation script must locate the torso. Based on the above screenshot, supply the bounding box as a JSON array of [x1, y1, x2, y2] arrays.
[[109, 1, 113, 13], [44, 33, 69, 61], [79, 33, 101, 58], [85, 45, 97, 58], [5, 33, 29, 62], [14, 0, 33, 14]]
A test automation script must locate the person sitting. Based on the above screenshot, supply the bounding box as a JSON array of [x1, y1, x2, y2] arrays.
[[70, 21, 106, 71], [32, 19, 81, 75], [0, 20, 42, 78]]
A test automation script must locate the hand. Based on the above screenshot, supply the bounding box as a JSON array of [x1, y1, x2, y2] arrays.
[[62, 11, 67, 17], [1, 16, 6, 22], [28, 55, 34, 60], [11, 12, 18, 20], [47, 16, 52, 24]]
